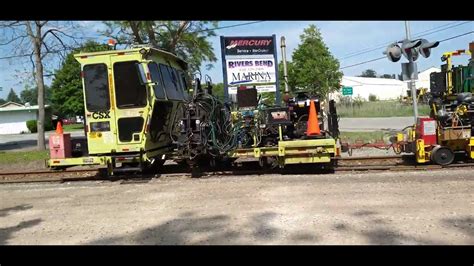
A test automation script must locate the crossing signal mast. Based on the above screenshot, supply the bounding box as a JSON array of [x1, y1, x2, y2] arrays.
[[383, 22, 439, 123]]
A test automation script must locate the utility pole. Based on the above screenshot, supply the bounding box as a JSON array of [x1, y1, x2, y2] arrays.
[[405, 21, 418, 123], [280, 36, 289, 94]]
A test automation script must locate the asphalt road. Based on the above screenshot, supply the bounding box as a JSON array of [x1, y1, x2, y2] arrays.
[[338, 117, 414, 132], [0, 117, 414, 151], [0, 131, 85, 151], [1, 169, 472, 245]]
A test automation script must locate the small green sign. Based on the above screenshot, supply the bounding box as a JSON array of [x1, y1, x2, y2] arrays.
[[342, 86, 353, 96]]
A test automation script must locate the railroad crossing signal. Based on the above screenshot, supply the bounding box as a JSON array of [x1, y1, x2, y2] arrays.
[[342, 86, 353, 96], [401, 39, 422, 62], [418, 39, 439, 58], [384, 43, 402, 62], [384, 38, 438, 62]]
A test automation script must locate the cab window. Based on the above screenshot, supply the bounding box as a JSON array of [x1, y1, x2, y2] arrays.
[[159, 64, 183, 101], [148, 62, 166, 99], [113, 61, 147, 108], [83, 64, 110, 112], [177, 69, 189, 99]]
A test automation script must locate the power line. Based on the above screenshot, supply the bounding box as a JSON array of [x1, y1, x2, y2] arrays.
[[412, 21, 472, 38], [438, 31, 473, 42], [342, 21, 460, 58], [0, 21, 267, 60], [340, 21, 472, 60], [411, 21, 463, 37], [192, 21, 266, 33], [340, 30, 473, 70], [341, 21, 463, 58], [340, 56, 386, 70], [0, 48, 73, 60]]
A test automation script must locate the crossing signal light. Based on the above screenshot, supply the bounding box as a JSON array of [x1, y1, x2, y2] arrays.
[[384, 43, 402, 62], [401, 39, 422, 62], [418, 39, 439, 58]]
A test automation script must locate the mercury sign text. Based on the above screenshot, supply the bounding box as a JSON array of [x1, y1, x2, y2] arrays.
[[223, 36, 274, 56]]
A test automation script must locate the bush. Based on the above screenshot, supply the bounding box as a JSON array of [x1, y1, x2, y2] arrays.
[[368, 94, 378, 102], [338, 96, 352, 107], [338, 95, 365, 108], [26, 120, 37, 133], [352, 95, 365, 108], [26, 120, 54, 133]]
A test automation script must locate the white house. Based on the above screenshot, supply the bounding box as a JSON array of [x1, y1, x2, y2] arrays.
[[414, 66, 441, 91], [330, 76, 408, 102], [0, 102, 51, 135]]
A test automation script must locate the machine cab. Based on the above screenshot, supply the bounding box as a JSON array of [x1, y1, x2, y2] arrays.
[[75, 46, 189, 158]]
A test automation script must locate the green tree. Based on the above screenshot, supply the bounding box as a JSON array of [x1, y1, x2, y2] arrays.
[[289, 25, 342, 99], [103, 21, 218, 73], [6, 88, 21, 103], [278, 60, 298, 92], [20, 85, 51, 105], [50, 41, 109, 117], [20, 86, 37, 105], [359, 69, 377, 78], [211, 83, 225, 100], [379, 74, 394, 79], [0, 98, 6, 105]]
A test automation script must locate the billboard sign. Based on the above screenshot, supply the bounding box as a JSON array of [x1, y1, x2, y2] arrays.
[[220, 35, 280, 100]]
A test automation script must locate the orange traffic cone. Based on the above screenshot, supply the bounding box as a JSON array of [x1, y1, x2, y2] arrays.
[[306, 100, 321, 136], [56, 121, 63, 134]]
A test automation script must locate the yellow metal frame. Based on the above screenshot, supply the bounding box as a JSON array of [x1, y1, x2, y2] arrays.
[[47, 156, 108, 167], [468, 137, 474, 159], [442, 50, 472, 95], [229, 138, 336, 166], [415, 139, 429, 163]]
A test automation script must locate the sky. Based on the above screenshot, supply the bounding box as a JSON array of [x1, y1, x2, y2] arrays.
[[0, 20, 472, 99]]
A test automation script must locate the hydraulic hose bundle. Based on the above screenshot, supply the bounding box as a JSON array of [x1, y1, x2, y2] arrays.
[[177, 77, 246, 162]]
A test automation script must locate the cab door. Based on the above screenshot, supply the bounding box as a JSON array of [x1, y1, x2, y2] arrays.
[[82, 61, 117, 155], [110, 54, 150, 151]]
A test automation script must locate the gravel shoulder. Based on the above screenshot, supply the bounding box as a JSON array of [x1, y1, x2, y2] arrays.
[[0, 169, 473, 245]]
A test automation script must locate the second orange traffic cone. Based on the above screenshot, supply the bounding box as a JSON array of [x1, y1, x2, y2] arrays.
[[306, 100, 321, 136], [56, 121, 64, 134]]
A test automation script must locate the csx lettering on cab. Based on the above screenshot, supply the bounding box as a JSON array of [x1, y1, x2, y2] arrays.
[[92, 111, 110, 119]]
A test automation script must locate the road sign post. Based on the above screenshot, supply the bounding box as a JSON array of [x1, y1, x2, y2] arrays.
[[342, 86, 354, 116]]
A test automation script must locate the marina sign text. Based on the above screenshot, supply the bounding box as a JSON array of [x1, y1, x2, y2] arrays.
[[226, 59, 276, 86]]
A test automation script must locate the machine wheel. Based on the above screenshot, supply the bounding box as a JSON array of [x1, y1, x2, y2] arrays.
[[431, 146, 455, 166]]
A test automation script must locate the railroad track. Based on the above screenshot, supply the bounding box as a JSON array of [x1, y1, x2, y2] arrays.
[[1, 155, 473, 185]]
